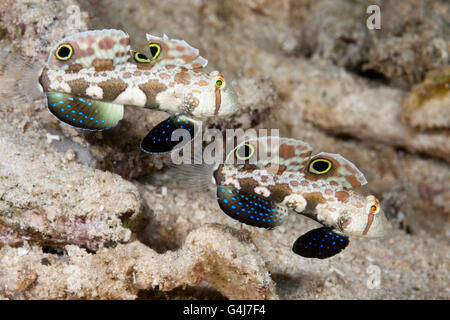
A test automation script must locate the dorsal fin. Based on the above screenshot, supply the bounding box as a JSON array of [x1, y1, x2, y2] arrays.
[[226, 136, 312, 175], [47, 29, 131, 71], [146, 33, 208, 69], [304, 152, 367, 188]]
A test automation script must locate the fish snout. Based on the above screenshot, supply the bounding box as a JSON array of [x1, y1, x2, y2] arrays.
[[362, 207, 392, 238], [217, 84, 239, 116], [209, 70, 239, 117], [359, 195, 392, 238]]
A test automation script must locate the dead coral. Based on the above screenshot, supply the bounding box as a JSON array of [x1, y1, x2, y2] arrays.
[[0, 121, 147, 250], [403, 67, 450, 131], [0, 224, 277, 300]]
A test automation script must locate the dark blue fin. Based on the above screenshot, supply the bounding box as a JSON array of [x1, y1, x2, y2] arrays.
[[216, 185, 289, 229], [140, 115, 200, 154], [46, 92, 123, 131], [292, 227, 349, 259]]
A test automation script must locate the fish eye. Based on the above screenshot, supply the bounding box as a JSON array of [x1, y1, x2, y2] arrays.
[[309, 158, 333, 174], [55, 44, 73, 61], [235, 143, 255, 161], [369, 203, 379, 215], [215, 77, 225, 89], [148, 43, 161, 60], [133, 51, 151, 63]]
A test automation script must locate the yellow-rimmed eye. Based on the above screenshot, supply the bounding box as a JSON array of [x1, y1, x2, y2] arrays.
[[235, 143, 255, 161], [370, 203, 379, 214], [309, 158, 333, 174], [148, 43, 161, 60], [215, 77, 225, 89], [55, 44, 73, 61], [133, 51, 151, 63]]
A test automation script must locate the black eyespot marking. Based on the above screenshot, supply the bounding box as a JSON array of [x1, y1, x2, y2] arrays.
[[133, 51, 151, 63], [150, 46, 158, 57], [309, 158, 333, 174], [236, 143, 255, 161], [149, 43, 161, 60], [55, 44, 73, 61], [313, 160, 329, 172], [58, 46, 70, 58], [243, 145, 251, 157]]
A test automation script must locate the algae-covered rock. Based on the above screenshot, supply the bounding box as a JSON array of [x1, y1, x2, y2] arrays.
[[403, 67, 450, 130]]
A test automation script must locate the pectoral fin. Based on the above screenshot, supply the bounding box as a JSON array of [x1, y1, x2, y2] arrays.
[[140, 115, 200, 154], [46, 92, 123, 131], [292, 227, 349, 259], [216, 185, 289, 229]]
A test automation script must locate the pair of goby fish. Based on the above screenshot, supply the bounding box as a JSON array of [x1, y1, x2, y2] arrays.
[[38, 29, 391, 259]]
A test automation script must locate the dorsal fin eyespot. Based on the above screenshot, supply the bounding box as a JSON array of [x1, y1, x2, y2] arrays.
[[304, 152, 367, 188], [146, 32, 208, 69]]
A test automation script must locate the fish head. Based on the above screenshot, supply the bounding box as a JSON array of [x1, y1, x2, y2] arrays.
[[144, 34, 240, 118], [336, 194, 392, 238], [189, 70, 239, 118]]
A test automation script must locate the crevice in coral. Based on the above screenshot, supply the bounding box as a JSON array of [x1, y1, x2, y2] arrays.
[[137, 284, 228, 300], [42, 245, 67, 256]]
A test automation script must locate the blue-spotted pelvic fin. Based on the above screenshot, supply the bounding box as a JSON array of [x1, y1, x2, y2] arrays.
[[140, 115, 201, 154], [216, 185, 289, 229], [228, 136, 313, 175], [304, 152, 367, 189], [46, 92, 123, 131], [146, 33, 208, 69], [292, 227, 349, 259], [46, 29, 131, 71]]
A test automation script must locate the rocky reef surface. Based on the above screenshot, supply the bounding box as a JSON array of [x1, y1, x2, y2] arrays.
[[0, 0, 448, 299]]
